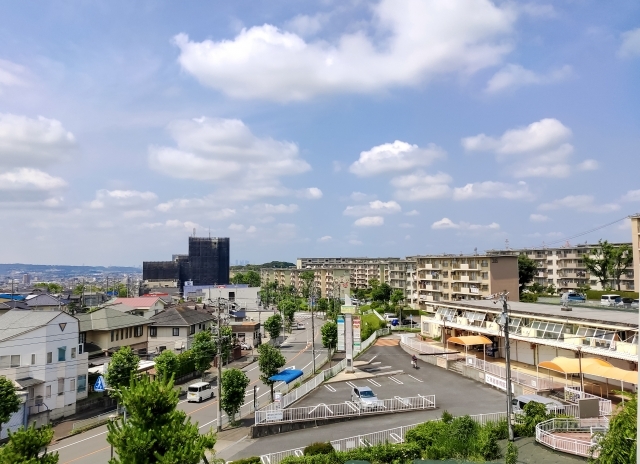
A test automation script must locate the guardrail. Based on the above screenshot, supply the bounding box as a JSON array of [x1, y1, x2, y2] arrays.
[[255, 395, 436, 425], [564, 386, 612, 416], [260, 411, 507, 464], [535, 417, 608, 458], [72, 411, 117, 431]]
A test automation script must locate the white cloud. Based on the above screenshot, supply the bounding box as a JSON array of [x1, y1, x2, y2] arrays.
[[452, 181, 533, 200], [122, 210, 153, 219], [174, 0, 515, 101], [229, 223, 246, 231], [90, 189, 157, 209], [621, 189, 640, 202], [251, 203, 299, 214], [618, 28, 640, 58], [350, 141, 446, 177], [318, 235, 332, 242], [0, 113, 75, 168], [344, 200, 401, 216], [391, 171, 452, 201], [462, 118, 574, 178], [538, 195, 620, 213], [405, 209, 419, 216], [149, 117, 310, 200], [285, 13, 328, 37], [431, 217, 500, 230], [0, 59, 28, 94], [577, 159, 599, 171], [0, 168, 67, 191], [246, 225, 257, 234], [349, 239, 363, 245], [297, 187, 323, 199], [529, 213, 549, 222], [485, 64, 571, 93], [354, 216, 384, 227], [350, 192, 376, 202], [165, 219, 200, 230]]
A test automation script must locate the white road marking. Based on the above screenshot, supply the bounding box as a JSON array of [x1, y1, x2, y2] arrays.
[[49, 430, 108, 451], [198, 418, 218, 429], [246, 365, 259, 372], [367, 379, 381, 387], [388, 376, 403, 384], [345, 381, 357, 389], [408, 375, 423, 383], [324, 384, 337, 392]]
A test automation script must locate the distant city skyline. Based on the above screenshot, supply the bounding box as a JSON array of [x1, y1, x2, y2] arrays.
[[0, 1, 638, 265]]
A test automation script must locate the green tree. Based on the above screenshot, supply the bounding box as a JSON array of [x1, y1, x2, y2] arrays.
[[106, 375, 216, 464], [529, 282, 544, 294], [371, 283, 392, 304], [591, 393, 637, 463], [0, 377, 20, 436], [220, 368, 250, 423], [0, 424, 58, 464], [264, 314, 283, 340], [244, 270, 261, 287], [583, 240, 614, 290], [546, 284, 557, 295], [321, 321, 337, 352], [34, 282, 63, 293], [299, 270, 316, 299], [191, 331, 214, 379], [518, 254, 537, 291], [609, 244, 633, 291], [154, 350, 179, 382], [257, 343, 286, 401], [316, 298, 329, 314], [279, 299, 296, 331], [215, 325, 233, 364], [390, 289, 404, 308], [230, 273, 246, 285], [104, 346, 139, 394]]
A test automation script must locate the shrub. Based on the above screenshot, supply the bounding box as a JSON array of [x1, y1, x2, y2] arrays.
[[586, 289, 638, 300], [514, 401, 553, 437], [520, 292, 538, 303], [230, 458, 261, 464], [303, 442, 334, 456], [505, 441, 518, 464]]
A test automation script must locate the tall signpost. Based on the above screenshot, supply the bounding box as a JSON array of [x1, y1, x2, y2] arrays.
[[353, 315, 361, 354], [337, 315, 345, 352], [345, 314, 354, 372]]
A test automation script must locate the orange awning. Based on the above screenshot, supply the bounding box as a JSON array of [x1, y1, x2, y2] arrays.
[[538, 356, 612, 374], [447, 335, 493, 346]]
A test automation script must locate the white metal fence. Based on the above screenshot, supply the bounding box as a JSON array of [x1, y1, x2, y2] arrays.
[[260, 411, 508, 464], [564, 386, 612, 416], [535, 417, 608, 458], [255, 395, 436, 424]]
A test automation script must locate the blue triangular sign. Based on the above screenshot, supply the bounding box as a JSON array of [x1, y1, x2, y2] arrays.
[[94, 376, 106, 392]]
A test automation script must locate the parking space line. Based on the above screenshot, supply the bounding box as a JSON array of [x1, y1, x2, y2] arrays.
[[345, 381, 357, 389], [367, 379, 381, 387], [324, 384, 337, 392], [408, 375, 423, 383], [389, 376, 403, 385]]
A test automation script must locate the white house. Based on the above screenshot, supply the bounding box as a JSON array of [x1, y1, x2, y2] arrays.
[[0, 310, 88, 424]]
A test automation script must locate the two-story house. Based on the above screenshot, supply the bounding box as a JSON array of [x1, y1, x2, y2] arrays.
[[148, 307, 214, 353], [76, 307, 151, 359], [0, 310, 88, 424], [108, 296, 166, 318]]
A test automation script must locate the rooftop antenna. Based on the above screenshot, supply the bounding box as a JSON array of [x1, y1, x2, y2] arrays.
[[193, 227, 196, 237], [474, 247, 478, 256]]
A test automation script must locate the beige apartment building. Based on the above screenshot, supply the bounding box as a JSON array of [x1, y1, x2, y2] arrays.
[[383, 259, 417, 300], [260, 267, 351, 299], [410, 254, 519, 309], [296, 257, 393, 289], [632, 215, 640, 293], [487, 242, 635, 293]]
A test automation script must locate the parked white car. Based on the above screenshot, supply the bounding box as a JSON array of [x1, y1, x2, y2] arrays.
[[600, 294, 622, 306]]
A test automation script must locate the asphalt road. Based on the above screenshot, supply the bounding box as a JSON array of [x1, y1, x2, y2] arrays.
[[223, 342, 509, 461], [49, 315, 326, 464]]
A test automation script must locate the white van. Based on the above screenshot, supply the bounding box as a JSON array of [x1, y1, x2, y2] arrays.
[[187, 382, 213, 403], [600, 294, 622, 307], [511, 394, 563, 413]]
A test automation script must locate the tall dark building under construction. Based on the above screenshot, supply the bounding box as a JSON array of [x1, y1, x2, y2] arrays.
[[143, 236, 230, 289]]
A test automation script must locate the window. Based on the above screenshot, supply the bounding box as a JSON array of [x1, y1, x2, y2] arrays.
[[47, 352, 52, 364], [28, 387, 35, 399], [111, 330, 115, 342], [70, 379, 76, 392], [115, 330, 119, 341], [77, 375, 87, 393], [190, 325, 196, 335], [173, 328, 180, 336], [120, 329, 124, 340], [149, 327, 157, 337], [46, 385, 51, 398], [79, 332, 86, 344], [70, 347, 76, 359], [31, 354, 36, 365], [10, 355, 20, 367], [58, 378, 64, 395], [134, 326, 143, 337], [58, 347, 66, 362]]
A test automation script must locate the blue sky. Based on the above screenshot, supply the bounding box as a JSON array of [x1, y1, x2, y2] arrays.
[[0, 0, 638, 266]]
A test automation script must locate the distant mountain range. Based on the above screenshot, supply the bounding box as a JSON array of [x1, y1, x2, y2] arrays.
[[0, 263, 142, 277]]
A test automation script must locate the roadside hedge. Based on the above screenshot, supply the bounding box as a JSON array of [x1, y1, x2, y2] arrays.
[[586, 290, 638, 300], [229, 457, 261, 464]]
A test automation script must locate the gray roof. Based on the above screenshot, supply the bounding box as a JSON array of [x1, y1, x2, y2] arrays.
[[0, 310, 67, 342], [436, 299, 639, 328], [25, 294, 63, 307], [149, 307, 214, 327], [76, 307, 150, 332]]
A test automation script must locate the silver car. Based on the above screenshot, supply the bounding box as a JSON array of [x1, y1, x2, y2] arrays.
[[351, 386, 381, 410]]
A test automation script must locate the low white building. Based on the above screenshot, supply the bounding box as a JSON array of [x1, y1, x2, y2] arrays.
[[0, 310, 88, 424]]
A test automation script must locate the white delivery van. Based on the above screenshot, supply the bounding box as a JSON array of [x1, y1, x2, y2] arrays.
[[511, 394, 563, 413], [187, 381, 213, 403], [600, 294, 621, 307]]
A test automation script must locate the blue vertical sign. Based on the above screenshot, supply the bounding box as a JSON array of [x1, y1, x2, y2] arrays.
[[94, 376, 106, 392], [337, 315, 345, 352]]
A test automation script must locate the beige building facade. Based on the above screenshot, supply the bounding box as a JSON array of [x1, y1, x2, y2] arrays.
[[410, 254, 519, 309], [260, 267, 351, 299], [632, 215, 640, 293], [296, 257, 393, 289]]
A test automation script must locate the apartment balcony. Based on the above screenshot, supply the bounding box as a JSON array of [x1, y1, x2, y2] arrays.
[[420, 263, 440, 270], [452, 264, 478, 270]]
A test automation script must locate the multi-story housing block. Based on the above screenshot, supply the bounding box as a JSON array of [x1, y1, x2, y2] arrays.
[[260, 267, 351, 299], [487, 242, 635, 293], [383, 259, 417, 301], [411, 254, 519, 308], [296, 257, 394, 289], [632, 215, 640, 293], [0, 310, 88, 424]]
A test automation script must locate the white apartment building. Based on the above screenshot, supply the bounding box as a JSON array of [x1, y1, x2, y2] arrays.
[[487, 242, 635, 293], [410, 254, 520, 308], [260, 267, 352, 299], [296, 257, 394, 289], [0, 310, 88, 424]]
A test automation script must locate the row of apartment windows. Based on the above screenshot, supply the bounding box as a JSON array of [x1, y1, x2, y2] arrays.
[[110, 326, 144, 342], [36, 375, 86, 399], [148, 327, 184, 337], [0, 347, 77, 368]]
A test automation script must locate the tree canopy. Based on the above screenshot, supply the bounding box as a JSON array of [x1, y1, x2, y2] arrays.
[[321, 321, 338, 350], [591, 393, 637, 463], [104, 346, 139, 394], [191, 331, 214, 378], [153, 350, 179, 382], [264, 314, 283, 340], [0, 425, 58, 464], [518, 254, 537, 291], [220, 368, 250, 423], [257, 343, 286, 401], [230, 270, 261, 287], [0, 377, 20, 435]]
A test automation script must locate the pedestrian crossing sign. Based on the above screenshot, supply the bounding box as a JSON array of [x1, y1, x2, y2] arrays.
[[94, 375, 106, 392]]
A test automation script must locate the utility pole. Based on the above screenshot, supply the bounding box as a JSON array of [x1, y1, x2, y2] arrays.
[[310, 291, 316, 373], [499, 292, 514, 442], [216, 295, 222, 433]]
